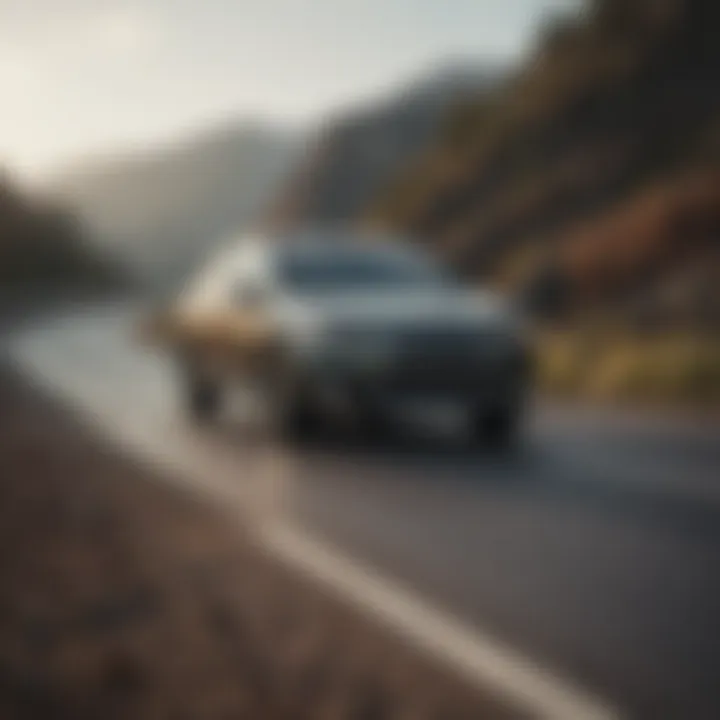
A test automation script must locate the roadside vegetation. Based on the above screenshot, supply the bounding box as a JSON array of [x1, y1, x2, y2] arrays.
[[537, 330, 720, 408]]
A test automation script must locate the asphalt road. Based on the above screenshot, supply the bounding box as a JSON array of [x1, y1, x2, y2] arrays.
[[4, 302, 720, 719]]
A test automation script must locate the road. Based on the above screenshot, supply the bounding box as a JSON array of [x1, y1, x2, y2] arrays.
[[4, 302, 720, 719]]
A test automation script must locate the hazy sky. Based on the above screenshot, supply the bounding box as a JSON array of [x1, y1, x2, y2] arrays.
[[0, 0, 578, 179]]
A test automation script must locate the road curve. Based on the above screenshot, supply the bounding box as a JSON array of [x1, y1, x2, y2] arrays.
[[4, 302, 720, 719]]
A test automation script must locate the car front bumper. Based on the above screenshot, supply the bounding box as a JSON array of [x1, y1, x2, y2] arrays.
[[300, 343, 532, 419]]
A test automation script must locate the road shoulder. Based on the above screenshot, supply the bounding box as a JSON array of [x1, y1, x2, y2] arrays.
[[0, 366, 515, 719]]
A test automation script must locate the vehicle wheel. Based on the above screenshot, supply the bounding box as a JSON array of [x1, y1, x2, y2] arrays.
[[263, 375, 324, 444], [184, 371, 222, 423], [471, 404, 520, 451], [279, 398, 324, 443]]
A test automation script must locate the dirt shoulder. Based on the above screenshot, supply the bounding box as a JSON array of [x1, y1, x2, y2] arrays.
[[0, 367, 516, 720]]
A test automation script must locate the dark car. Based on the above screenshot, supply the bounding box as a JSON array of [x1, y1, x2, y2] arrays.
[[147, 230, 531, 446]]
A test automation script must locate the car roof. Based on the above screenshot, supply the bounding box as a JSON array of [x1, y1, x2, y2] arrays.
[[208, 227, 430, 281]]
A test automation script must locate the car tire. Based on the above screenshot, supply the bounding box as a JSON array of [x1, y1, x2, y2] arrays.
[[472, 403, 520, 451], [278, 398, 324, 443], [263, 373, 325, 444], [184, 370, 222, 423]]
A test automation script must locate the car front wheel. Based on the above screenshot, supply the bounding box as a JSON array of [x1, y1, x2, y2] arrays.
[[183, 369, 222, 423], [471, 403, 521, 451], [261, 373, 325, 444]]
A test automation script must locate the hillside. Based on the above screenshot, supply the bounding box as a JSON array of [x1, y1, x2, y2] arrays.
[[50, 122, 302, 289], [267, 63, 500, 231], [370, 0, 720, 330], [0, 171, 119, 294]]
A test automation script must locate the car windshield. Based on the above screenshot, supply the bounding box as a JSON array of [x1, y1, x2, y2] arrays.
[[278, 246, 450, 294]]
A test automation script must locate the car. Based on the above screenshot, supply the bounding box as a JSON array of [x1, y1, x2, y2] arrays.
[[144, 229, 532, 447]]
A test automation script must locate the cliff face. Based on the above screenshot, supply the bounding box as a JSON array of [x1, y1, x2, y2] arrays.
[[267, 65, 499, 232], [370, 0, 720, 328]]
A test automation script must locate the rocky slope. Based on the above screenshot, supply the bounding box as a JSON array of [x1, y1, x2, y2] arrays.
[[370, 0, 720, 329], [267, 63, 500, 232]]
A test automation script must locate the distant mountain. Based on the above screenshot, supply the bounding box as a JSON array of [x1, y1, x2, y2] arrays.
[[266, 62, 501, 231], [49, 122, 302, 289], [371, 0, 720, 329]]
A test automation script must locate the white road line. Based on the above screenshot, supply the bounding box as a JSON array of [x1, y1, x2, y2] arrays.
[[264, 522, 621, 720]]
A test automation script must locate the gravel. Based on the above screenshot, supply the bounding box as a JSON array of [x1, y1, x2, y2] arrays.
[[0, 367, 516, 720]]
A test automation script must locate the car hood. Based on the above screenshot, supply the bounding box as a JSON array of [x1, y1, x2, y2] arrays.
[[277, 288, 516, 335]]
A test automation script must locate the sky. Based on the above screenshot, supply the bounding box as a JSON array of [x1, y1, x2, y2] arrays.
[[0, 0, 579, 180]]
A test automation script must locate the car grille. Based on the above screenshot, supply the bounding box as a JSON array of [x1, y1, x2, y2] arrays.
[[384, 327, 504, 395], [399, 326, 482, 356]]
